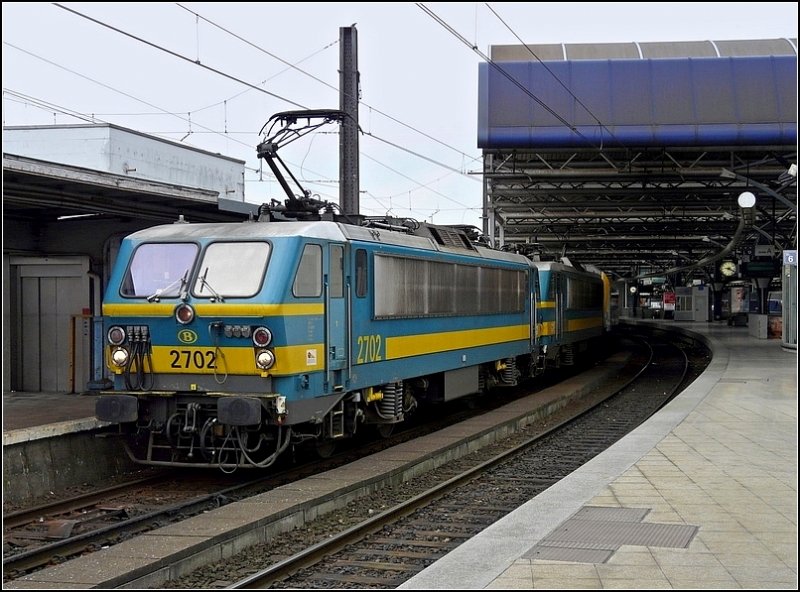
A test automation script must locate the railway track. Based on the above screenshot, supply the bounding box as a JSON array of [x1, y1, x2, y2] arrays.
[[3, 472, 168, 531], [2, 470, 268, 577], [160, 330, 706, 589]]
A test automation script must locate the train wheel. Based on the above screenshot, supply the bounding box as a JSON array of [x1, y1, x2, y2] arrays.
[[375, 423, 394, 438], [315, 439, 336, 459]]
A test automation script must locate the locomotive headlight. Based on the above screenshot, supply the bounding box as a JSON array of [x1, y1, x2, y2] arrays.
[[175, 303, 195, 325], [107, 326, 126, 345], [255, 349, 275, 370], [253, 326, 272, 347], [110, 347, 129, 367]]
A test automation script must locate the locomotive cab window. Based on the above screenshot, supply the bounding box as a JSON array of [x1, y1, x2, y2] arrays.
[[122, 242, 198, 298], [330, 245, 344, 298], [293, 244, 322, 297], [355, 249, 368, 297], [192, 241, 270, 298]]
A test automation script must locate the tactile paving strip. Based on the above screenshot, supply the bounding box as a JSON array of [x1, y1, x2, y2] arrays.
[[524, 506, 698, 563]]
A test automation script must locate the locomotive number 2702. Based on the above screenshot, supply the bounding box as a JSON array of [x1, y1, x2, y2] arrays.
[[356, 334, 383, 363], [169, 349, 217, 369]]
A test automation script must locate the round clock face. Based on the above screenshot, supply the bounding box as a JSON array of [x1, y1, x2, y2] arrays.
[[720, 261, 737, 277]]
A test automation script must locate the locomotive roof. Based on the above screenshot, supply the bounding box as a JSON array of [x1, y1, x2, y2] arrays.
[[125, 220, 533, 266], [128, 220, 354, 241], [533, 261, 601, 278]]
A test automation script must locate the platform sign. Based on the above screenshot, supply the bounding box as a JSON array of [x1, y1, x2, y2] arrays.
[[783, 250, 797, 267], [742, 260, 779, 277]]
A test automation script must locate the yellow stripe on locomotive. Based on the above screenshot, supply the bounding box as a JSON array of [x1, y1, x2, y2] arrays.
[[103, 302, 324, 317], [385, 324, 530, 359], [106, 344, 326, 376]]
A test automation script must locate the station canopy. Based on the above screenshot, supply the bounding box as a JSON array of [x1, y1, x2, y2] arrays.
[[478, 39, 797, 282]]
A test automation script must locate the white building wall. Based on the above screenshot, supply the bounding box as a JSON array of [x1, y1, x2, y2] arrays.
[[3, 124, 245, 202]]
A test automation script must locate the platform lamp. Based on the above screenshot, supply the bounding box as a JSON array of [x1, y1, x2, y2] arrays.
[[737, 191, 756, 208], [738, 191, 767, 313], [738, 191, 757, 225]]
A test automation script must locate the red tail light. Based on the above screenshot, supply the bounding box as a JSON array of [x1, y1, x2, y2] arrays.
[[253, 326, 272, 346], [107, 326, 126, 345], [175, 303, 195, 324]]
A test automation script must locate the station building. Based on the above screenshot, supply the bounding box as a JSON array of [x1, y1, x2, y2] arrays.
[[3, 124, 256, 394]]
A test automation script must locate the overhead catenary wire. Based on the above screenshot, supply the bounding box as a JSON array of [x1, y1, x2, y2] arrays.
[[52, 3, 309, 110], [2, 44, 255, 146], [174, 2, 479, 165], [5, 84, 279, 184], [46, 3, 481, 210], [365, 132, 470, 178], [3, 89, 104, 125], [1, 52, 343, 192], [54, 2, 479, 181], [383, 154, 483, 200], [1, 44, 266, 159], [6, 89, 470, 218], [361, 150, 473, 209], [4, 84, 475, 219], [2, 89, 309, 147], [4, 47, 469, 212]]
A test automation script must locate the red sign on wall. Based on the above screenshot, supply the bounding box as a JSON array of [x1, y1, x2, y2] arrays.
[[663, 291, 676, 311]]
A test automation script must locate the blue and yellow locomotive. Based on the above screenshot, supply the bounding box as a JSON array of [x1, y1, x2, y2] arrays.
[[96, 109, 612, 470], [532, 262, 606, 367], [98, 215, 592, 468]]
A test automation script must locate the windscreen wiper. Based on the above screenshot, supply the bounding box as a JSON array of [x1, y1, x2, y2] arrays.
[[146, 269, 189, 302], [198, 267, 225, 302]]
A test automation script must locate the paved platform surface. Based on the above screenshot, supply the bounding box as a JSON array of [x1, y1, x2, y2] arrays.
[[400, 320, 798, 589], [3, 390, 98, 431], [2, 390, 105, 446]]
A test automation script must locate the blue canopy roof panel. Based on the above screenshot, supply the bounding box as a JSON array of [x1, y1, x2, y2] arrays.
[[478, 55, 797, 149]]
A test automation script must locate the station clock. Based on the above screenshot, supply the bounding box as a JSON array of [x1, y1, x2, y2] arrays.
[[719, 260, 737, 277]]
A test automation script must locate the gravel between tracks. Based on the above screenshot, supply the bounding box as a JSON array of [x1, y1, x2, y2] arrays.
[[159, 394, 598, 589]]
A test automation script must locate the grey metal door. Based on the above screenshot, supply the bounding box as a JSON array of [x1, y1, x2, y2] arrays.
[[12, 257, 91, 392]]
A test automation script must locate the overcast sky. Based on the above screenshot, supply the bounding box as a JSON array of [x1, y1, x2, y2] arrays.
[[3, 2, 797, 227]]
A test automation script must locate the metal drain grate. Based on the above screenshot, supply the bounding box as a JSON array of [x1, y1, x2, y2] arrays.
[[572, 506, 650, 522], [524, 506, 698, 564]]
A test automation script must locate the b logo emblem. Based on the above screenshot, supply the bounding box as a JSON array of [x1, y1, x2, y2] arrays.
[[178, 329, 198, 344]]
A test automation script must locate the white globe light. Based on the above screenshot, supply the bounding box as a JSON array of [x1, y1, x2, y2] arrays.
[[738, 191, 756, 208]]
